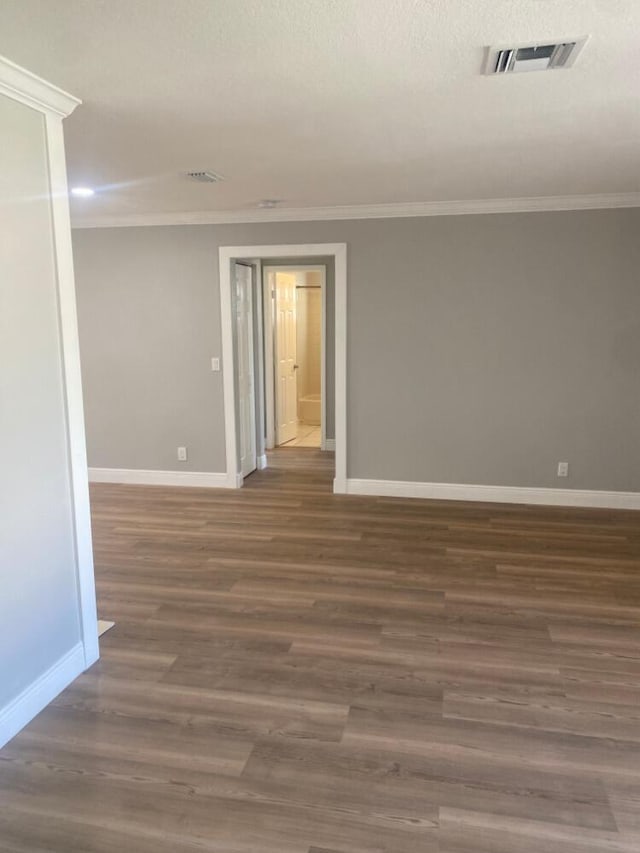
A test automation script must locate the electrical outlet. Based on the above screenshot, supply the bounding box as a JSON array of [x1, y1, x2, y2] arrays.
[[557, 461, 569, 478], [211, 357, 220, 372], [177, 446, 187, 462]]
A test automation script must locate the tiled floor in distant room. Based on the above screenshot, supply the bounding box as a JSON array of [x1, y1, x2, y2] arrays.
[[282, 421, 321, 447]]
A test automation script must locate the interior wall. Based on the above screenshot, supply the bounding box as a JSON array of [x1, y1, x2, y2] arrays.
[[0, 95, 83, 713], [73, 208, 640, 492], [74, 226, 225, 473]]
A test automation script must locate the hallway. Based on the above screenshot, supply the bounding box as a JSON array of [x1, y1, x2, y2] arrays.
[[1, 448, 640, 852]]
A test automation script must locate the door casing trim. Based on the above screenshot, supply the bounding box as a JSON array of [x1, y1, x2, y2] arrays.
[[219, 243, 347, 492], [234, 262, 258, 478]]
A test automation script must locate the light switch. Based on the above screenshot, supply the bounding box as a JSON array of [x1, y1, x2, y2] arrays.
[[211, 357, 220, 372]]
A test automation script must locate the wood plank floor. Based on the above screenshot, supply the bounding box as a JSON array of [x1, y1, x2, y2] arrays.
[[2, 448, 640, 852]]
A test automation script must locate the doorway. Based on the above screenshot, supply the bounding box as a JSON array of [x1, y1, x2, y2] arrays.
[[219, 243, 347, 493], [264, 266, 326, 450]]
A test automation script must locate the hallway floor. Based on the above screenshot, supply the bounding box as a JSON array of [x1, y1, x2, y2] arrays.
[[1, 448, 640, 852]]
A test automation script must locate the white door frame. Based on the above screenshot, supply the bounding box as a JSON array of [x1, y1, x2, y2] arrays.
[[263, 265, 327, 451], [234, 262, 258, 478], [219, 243, 347, 493]]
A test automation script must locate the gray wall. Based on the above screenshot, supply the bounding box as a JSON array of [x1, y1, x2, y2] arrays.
[[74, 226, 225, 472], [0, 95, 81, 709], [74, 208, 640, 491]]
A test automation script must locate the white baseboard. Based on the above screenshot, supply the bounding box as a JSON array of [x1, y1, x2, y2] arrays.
[[257, 454, 268, 470], [0, 642, 85, 749], [89, 467, 233, 488], [333, 477, 347, 494], [345, 478, 640, 510], [323, 438, 336, 451]]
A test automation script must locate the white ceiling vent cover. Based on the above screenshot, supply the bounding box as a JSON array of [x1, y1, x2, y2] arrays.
[[186, 170, 225, 183], [485, 37, 588, 74]]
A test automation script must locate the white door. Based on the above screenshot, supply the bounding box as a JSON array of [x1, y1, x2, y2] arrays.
[[275, 272, 298, 445], [235, 263, 257, 477]]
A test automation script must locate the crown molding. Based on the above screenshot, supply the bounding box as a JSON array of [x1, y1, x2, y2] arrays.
[[71, 192, 640, 229], [0, 54, 80, 117]]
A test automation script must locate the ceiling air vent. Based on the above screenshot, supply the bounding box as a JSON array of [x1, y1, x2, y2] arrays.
[[485, 37, 588, 74], [186, 170, 224, 183]]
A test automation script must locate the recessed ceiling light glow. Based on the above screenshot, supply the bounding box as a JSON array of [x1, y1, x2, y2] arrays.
[[71, 187, 95, 198]]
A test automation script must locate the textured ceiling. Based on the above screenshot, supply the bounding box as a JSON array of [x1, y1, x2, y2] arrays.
[[1, 0, 639, 224]]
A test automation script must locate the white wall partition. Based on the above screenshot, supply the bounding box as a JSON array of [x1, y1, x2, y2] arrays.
[[0, 56, 98, 747]]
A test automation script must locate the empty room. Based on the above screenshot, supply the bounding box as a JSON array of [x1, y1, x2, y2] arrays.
[[1, 2, 639, 852]]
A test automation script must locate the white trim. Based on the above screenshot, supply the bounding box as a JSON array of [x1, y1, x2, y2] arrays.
[[263, 269, 275, 450], [346, 478, 640, 510], [252, 260, 266, 465], [235, 262, 258, 478], [333, 244, 347, 492], [257, 454, 268, 470], [72, 192, 640, 230], [0, 643, 85, 749], [220, 253, 239, 491], [0, 54, 80, 117], [319, 268, 327, 453], [46, 114, 99, 669], [220, 244, 347, 493], [89, 467, 233, 488], [323, 439, 336, 451]]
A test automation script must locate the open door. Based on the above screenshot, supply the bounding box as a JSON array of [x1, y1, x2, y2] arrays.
[[274, 272, 298, 445], [234, 263, 257, 477]]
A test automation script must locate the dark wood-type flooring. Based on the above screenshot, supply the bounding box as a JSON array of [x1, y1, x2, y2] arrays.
[[2, 448, 640, 851]]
